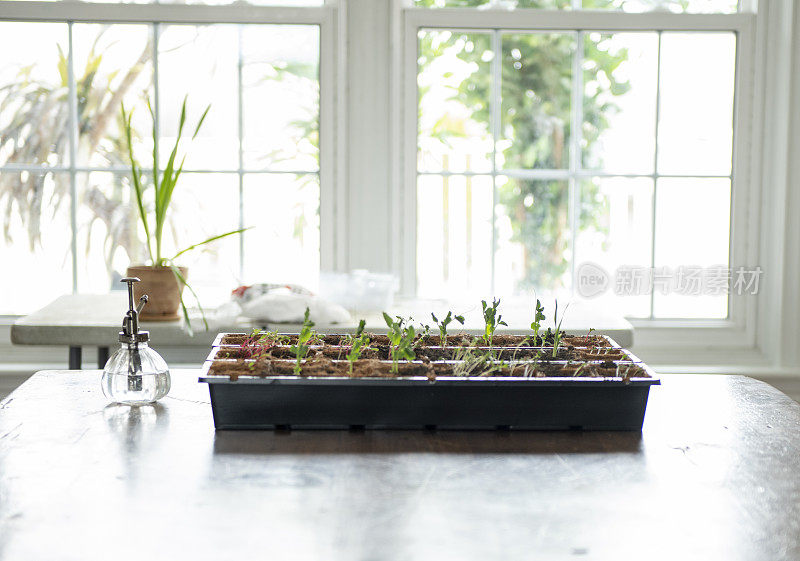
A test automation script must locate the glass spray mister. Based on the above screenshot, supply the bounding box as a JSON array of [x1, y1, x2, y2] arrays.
[[101, 277, 171, 405]]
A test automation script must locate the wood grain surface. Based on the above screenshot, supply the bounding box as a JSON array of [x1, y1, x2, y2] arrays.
[[0, 370, 798, 561]]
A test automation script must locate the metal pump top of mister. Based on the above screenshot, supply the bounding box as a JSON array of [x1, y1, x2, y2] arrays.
[[120, 277, 150, 345], [101, 277, 171, 405]]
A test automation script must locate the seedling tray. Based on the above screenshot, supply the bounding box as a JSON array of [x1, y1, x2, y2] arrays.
[[200, 331, 659, 431]]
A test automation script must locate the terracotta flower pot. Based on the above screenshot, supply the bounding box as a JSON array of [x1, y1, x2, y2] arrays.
[[126, 265, 187, 321]]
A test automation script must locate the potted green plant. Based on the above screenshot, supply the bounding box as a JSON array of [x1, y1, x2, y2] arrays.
[[122, 97, 245, 330]]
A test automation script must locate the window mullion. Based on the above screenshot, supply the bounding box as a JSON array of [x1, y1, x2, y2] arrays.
[[650, 31, 663, 319], [237, 24, 245, 281], [569, 31, 584, 293], [152, 23, 161, 190], [405, 9, 751, 33], [0, 2, 328, 26], [67, 21, 78, 294], [490, 28, 501, 295]]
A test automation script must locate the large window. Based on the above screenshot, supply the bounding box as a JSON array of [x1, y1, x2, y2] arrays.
[[410, 1, 745, 319], [0, 5, 325, 314], [0, 0, 756, 326]]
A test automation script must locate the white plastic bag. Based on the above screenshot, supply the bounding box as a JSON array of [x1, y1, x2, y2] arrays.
[[240, 290, 350, 324]]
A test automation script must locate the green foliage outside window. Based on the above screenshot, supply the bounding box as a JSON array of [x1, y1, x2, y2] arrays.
[[417, 0, 631, 290]]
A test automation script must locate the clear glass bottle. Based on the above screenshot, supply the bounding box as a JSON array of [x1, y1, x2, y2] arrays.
[[101, 277, 171, 405], [101, 340, 170, 405]]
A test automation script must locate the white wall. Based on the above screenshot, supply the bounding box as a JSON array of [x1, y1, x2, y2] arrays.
[[345, 0, 393, 273]]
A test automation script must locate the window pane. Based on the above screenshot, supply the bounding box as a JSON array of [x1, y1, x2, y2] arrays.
[[414, 0, 571, 8], [242, 173, 319, 287], [418, 30, 493, 174], [583, 32, 658, 174], [500, 33, 574, 170], [241, 25, 319, 172], [248, 0, 323, 4], [416, 174, 493, 298], [653, 177, 730, 318], [77, 171, 241, 304], [155, 0, 322, 4], [0, 23, 69, 167], [0, 172, 72, 314], [77, 171, 148, 294], [657, 33, 736, 176], [168, 173, 241, 304], [496, 177, 571, 293], [583, 0, 737, 13], [413, 0, 736, 7], [60, 0, 322, 4], [575, 177, 653, 318], [73, 23, 153, 168], [158, 25, 239, 171]]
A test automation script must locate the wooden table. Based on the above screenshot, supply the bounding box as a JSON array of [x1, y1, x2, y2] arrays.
[[2, 371, 797, 561], [10, 294, 634, 370]]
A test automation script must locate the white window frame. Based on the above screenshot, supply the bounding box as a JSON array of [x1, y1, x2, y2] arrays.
[[392, 2, 760, 357], [0, 0, 344, 295], [3, 0, 800, 375]]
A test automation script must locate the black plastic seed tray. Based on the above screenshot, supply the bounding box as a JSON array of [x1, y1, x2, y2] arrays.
[[199, 330, 659, 430], [200, 334, 660, 431], [200, 374, 659, 431]]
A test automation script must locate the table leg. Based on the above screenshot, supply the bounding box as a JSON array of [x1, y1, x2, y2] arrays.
[[98, 346, 110, 369], [68, 346, 82, 370]]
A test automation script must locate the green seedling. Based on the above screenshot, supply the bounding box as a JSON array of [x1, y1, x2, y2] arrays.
[[258, 329, 290, 345], [383, 313, 405, 347], [616, 363, 635, 383], [393, 325, 417, 373], [241, 328, 263, 354], [508, 338, 533, 365], [522, 350, 543, 378], [341, 320, 366, 346], [240, 329, 287, 361], [345, 319, 370, 375], [415, 323, 431, 348], [384, 313, 416, 374], [530, 298, 546, 346], [290, 307, 316, 376], [240, 330, 287, 374], [431, 311, 465, 349], [551, 300, 570, 358], [481, 298, 507, 351], [573, 363, 588, 377], [452, 345, 498, 378]]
